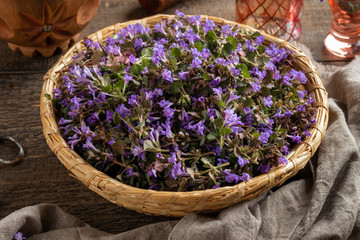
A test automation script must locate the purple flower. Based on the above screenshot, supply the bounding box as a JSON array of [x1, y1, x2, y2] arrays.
[[263, 96, 273, 107], [265, 61, 276, 72], [116, 104, 131, 118], [83, 136, 98, 151], [133, 145, 145, 160], [173, 21, 183, 30], [207, 108, 217, 118], [154, 23, 166, 35], [246, 40, 257, 52], [105, 110, 114, 123], [257, 163, 271, 173], [191, 57, 202, 68], [282, 145, 290, 155], [148, 168, 157, 178], [273, 70, 281, 80], [228, 92, 241, 102], [278, 155, 288, 165], [259, 131, 271, 143], [13, 232, 26, 240], [250, 81, 261, 92], [212, 183, 221, 189], [231, 67, 241, 76], [239, 173, 251, 182], [223, 169, 239, 183], [123, 73, 133, 86], [129, 54, 138, 64], [210, 77, 221, 88], [175, 9, 184, 17], [170, 161, 184, 179], [161, 118, 173, 138], [126, 168, 137, 177], [215, 58, 226, 66], [179, 70, 188, 80], [202, 48, 211, 59], [254, 35, 264, 45], [212, 87, 223, 98], [108, 139, 115, 145], [221, 24, 232, 36], [297, 105, 306, 112], [297, 90, 307, 99], [224, 108, 243, 128], [142, 66, 149, 75], [59, 117, 72, 125], [185, 28, 200, 45], [237, 156, 249, 167], [289, 134, 302, 144], [156, 152, 164, 159], [244, 107, 252, 115], [168, 153, 177, 163], [202, 19, 215, 33], [282, 74, 292, 86], [128, 94, 139, 107], [134, 38, 143, 49], [53, 88, 62, 99], [298, 71, 307, 84], [162, 68, 173, 83], [190, 120, 206, 136], [191, 48, 201, 57], [158, 100, 172, 108]]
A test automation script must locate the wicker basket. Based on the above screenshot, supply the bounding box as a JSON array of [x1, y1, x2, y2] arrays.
[[40, 14, 328, 217]]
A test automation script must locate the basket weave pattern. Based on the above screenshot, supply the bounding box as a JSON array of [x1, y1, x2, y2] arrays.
[[40, 15, 328, 217]]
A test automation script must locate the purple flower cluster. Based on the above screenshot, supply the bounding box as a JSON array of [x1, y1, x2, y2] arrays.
[[53, 10, 317, 191]]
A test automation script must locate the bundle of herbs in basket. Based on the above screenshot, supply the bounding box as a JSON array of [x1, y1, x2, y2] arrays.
[[41, 11, 328, 217]]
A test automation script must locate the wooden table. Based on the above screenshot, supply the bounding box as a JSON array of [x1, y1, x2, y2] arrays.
[[0, 0, 351, 234]]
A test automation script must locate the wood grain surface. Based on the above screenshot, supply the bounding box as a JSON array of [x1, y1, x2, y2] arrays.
[[0, 0, 351, 234]]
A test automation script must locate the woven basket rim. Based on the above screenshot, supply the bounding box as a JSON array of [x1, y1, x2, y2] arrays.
[[40, 14, 329, 216]]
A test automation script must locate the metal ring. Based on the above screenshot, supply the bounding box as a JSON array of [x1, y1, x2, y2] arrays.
[[0, 136, 24, 169]]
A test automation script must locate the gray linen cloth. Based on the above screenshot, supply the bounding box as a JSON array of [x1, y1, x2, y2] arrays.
[[1, 44, 359, 240]]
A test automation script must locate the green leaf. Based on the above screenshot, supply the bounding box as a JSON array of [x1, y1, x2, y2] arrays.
[[206, 30, 217, 42], [140, 33, 151, 42], [220, 127, 232, 136], [169, 82, 183, 95], [207, 131, 219, 141], [131, 64, 142, 75], [251, 31, 261, 38], [221, 43, 234, 57], [244, 97, 255, 107], [45, 93, 51, 100], [194, 41, 204, 51], [258, 45, 266, 54], [261, 86, 270, 97], [226, 35, 239, 49], [169, 57, 177, 69], [214, 118, 224, 129], [111, 140, 127, 155], [141, 47, 153, 58], [143, 140, 156, 150], [113, 78, 125, 91], [171, 47, 181, 58], [113, 112, 122, 125], [240, 64, 250, 78], [201, 72, 211, 81], [102, 85, 113, 93]]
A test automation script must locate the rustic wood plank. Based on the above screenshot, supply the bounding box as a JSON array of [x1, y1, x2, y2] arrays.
[[0, 0, 353, 235]]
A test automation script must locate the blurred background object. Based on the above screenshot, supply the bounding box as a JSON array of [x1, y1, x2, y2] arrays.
[[0, 0, 100, 57], [235, 0, 304, 42], [138, 0, 182, 13], [324, 0, 360, 58]]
